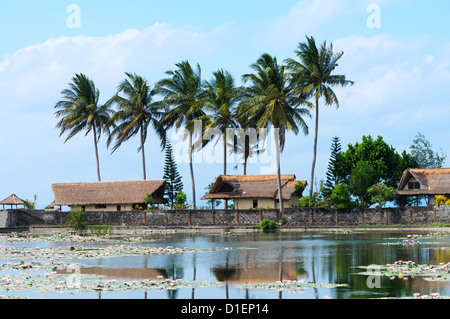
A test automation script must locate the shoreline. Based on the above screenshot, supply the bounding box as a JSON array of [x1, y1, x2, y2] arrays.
[[17, 225, 450, 235]]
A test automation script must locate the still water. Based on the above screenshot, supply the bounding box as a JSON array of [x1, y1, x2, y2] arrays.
[[2, 230, 450, 299]]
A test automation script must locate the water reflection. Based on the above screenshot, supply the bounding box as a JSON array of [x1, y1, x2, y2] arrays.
[[23, 231, 450, 299]]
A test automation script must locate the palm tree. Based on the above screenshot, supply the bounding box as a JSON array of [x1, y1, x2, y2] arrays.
[[199, 69, 242, 176], [157, 61, 208, 209], [238, 53, 311, 211], [108, 72, 166, 180], [285, 36, 354, 204], [228, 114, 265, 176], [55, 73, 114, 182]]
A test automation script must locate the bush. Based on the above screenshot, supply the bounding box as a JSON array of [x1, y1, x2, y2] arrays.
[[174, 191, 189, 209], [435, 195, 448, 207], [66, 206, 86, 230], [260, 219, 278, 231]]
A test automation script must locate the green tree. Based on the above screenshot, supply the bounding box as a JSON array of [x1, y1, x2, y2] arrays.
[[368, 183, 397, 208], [410, 132, 447, 169], [330, 183, 352, 210], [285, 36, 354, 204], [199, 69, 242, 176], [323, 136, 343, 196], [55, 73, 114, 181], [228, 114, 265, 176], [338, 135, 415, 188], [348, 161, 378, 207], [157, 61, 209, 209], [163, 139, 183, 208], [238, 53, 311, 211], [108, 73, 166, 180]]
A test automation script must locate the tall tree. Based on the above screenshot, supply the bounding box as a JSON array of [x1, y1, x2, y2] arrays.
[[238, 53, 311, 211], [108, 73, 166, 180], [157, 61, 208, 209], [285, 36, 354, 204], [410, 132, 447, 169], [338, 135, 414, 188], [323, 136, 343, 196], [163, 139, 184, 208], [55, 73, 113, 181], [198, 69, 242, 176]]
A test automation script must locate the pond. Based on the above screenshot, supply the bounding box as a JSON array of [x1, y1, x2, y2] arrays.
[[0, 229, 449, 299]]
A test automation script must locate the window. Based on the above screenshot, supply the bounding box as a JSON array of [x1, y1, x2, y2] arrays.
[[253, 200, 258, 208], [116, 205, 121, 211], [408, 182, 421, 190], [95, 204, 107, 209]]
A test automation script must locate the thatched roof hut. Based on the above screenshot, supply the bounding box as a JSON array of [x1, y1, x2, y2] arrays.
[[202, 175, 306, 209], [0, 194, 25, 209], [51, 180, 166, 209], [397, 168, 450, 205]]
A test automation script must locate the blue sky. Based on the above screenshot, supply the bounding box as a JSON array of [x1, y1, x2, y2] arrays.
[[1, 0, 450, 209]]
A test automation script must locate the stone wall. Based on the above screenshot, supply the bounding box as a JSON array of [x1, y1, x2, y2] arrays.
[[3, 206, 450, 228]]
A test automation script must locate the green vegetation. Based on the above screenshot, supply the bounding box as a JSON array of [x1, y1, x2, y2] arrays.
[[259, 219, 278, 231], [66, 206, 86, 230], [285, 36, 354, 204], [174, 191, 189, 209], [410, 132, 447, 169], [163, 139, 184, 208], [298, 132, 447, 211], [55, 74, 114, 182], [22, 195, 38, 210], [238, 53, 311, 211], [108, 72, 166, 180]]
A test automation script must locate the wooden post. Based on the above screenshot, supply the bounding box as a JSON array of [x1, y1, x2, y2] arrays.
[[212, 210, 215, 225], [235, 209, 239, 224], [361, 211, 364, 224], [259, 210, 263, 222]]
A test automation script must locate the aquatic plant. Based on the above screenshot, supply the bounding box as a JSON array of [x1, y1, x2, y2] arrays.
[[235, 279, 348, 291]]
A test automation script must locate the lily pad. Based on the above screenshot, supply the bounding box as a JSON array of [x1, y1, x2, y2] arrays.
[[235, 280, 348, 291]]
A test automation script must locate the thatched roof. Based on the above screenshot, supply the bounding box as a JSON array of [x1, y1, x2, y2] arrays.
[[0, 194, 25, 206], [51, 180, 166, 206], [397, 168, 450, 196], [201, 175, 306, 200]]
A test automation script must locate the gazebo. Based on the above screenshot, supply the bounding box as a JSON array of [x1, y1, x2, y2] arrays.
[[0, 194, 25, 210]]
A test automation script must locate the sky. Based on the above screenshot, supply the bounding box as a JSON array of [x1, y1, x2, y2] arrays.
[[0, 0, 450, 209]]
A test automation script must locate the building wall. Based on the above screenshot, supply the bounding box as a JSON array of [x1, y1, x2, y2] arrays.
[[70, 204, 136, 212], [7, 206, 450, 228], [235, 197, 299, 210]]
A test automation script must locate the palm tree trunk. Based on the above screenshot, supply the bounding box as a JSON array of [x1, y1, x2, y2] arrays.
[[189, 132, 196, 209], [244, 156, 247, 175], [224, 135, 228, 210], [274, 128, 284, 212], [140, 124, 147, 180], [92, 125, 101, 182], [309, 98, 319, 205]]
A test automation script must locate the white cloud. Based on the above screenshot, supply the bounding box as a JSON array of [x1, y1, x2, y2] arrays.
[[253, 0, 351, 50], [0, 22, 237, 207]]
